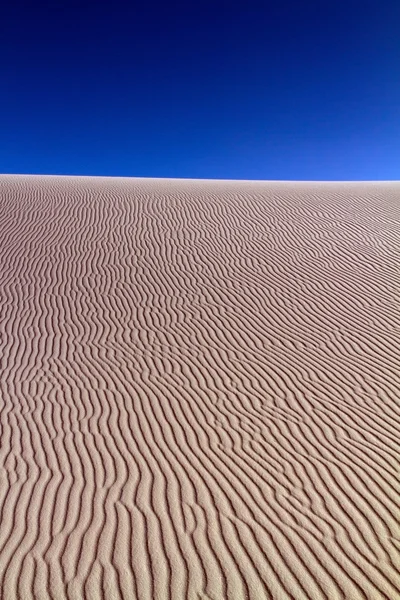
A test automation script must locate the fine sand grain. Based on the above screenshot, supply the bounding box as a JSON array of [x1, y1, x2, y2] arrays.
[[0, 175, 399, 600]]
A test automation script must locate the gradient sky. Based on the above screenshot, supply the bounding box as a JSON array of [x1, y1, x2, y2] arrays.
[[1, 1, 399, 180]]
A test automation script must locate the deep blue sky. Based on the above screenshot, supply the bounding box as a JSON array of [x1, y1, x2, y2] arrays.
[[1, 1, 399, 180]]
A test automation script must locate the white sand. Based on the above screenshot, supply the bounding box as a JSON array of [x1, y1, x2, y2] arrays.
[[0, 175, 399, 599]]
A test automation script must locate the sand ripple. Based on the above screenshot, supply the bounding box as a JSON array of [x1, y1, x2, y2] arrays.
[[0, 176, 399, 599]]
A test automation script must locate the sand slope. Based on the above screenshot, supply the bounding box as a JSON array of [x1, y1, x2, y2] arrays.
[[0, 176, 399, 600]]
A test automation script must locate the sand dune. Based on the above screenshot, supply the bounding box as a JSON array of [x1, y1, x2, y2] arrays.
[[0, 175, 399, 599]]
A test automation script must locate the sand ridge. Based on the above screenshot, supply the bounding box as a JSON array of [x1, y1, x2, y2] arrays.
[[0, 175, 399, 599]]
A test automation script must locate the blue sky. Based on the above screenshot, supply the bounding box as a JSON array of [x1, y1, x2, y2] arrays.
[[1, 1, 399, 180]]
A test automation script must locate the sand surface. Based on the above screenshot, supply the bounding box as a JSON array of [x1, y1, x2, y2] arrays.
[[0, 176, 399, 600]]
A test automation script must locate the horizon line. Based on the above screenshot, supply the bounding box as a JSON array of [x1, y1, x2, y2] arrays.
[[1, 173, 398, 184]]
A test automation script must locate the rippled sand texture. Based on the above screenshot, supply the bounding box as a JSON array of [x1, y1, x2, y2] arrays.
[[0, 176, 399, 600]]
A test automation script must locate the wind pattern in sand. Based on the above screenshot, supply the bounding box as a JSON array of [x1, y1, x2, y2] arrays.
[[0, 176, 399, 600]]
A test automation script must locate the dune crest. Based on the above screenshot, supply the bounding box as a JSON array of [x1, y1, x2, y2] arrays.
[[0, 176, 399, 599]]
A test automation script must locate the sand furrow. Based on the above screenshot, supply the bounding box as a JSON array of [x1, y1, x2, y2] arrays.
[[0, 176, 399, 599]]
